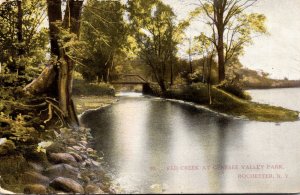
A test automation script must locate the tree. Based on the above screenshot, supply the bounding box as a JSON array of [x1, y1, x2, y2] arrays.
[[79, 0, 127, 83], [0, 0, 48, 75], [192, 0, 266, 82], [194, 33, 215, 104], [24, 0, 84, 127], [127, 0, 180, 92]]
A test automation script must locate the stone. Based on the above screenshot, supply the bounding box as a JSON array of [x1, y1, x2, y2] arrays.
[[50, 177, 84, 193], [69, 152, 83, 162], [86, 148, 94, 153], [44, 164, 79, 180], [91, 160, 101, 167], [79, 141, 87, 146], [28, 161, 44, 172], [22, 171, 50, 185], [46, 142, 65, 153], [23, 184, 47, 194], [85, 184, 105, 194], [0, 138, 15, 156], [49, 153, 77, 165], [67, 138, 77, 145], [72, 146, 82, 151]]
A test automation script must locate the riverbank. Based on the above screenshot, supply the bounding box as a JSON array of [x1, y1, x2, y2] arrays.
[[0, 116, 118, 194], [74, 95, 118, 115], [147, 83, 299, 122], [0, 81, 118, 194]]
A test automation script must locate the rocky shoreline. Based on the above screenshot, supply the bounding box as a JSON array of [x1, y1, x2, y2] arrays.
[[0, 95, 119, 194]]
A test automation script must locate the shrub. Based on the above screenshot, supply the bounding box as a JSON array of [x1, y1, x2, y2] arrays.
[[217, 80, 251, 100]]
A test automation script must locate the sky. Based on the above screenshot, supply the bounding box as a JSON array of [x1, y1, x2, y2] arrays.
[[1, 0, 300, 79], [162, 0, 300, 79]]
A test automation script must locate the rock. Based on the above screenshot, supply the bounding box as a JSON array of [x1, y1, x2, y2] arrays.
[[85, 184, 105, 194], [49, 153, 77, 165], [22, 171, 50, 185], [67, 138, 77, 145], [72, 146, 82, 151], [28, 161, 44, 172], [44, 164, 79, 180], [24, 184, 47, 194], [79, 141, 87, 146], [81, 154, 88, 160], [46, 142, 65, 153], [0, 138, 16, 156], [91, 160, 101, 167], [50, 177, 84, 193], [69, 152, 83, 162], [86, 148, 94, 153], [67, 146, 75, 151]]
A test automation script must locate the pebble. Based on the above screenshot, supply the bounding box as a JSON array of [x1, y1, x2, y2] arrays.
[[69, 152, 83, 162], [49, 153, 77, 165], [85, 184, 105, 194], [50, 177, 84, 193], [44, 164, 79, 180], [23, 184, 47, 194]]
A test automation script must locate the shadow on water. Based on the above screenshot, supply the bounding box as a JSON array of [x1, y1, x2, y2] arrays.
[[80, 96, 246, 193]]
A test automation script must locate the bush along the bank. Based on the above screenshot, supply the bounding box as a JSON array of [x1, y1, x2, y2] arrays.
[[216, 80, 251, 100]]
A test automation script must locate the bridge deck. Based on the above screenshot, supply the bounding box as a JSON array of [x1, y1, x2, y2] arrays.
[[111, 74, 149, 85], [111, 82, 148, 85]]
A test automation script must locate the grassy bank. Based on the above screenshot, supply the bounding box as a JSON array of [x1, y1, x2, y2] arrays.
[[72, 78, 118, 114], [164, 83, 299, 122], [73, 79, 115, 96], [74, 96, 117, 114]]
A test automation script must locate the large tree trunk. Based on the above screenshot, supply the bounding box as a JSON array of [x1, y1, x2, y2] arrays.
[[158, 79, 167, 93], [215, 0, 225, 83], [58, 0, 83, 126], [24, 0, 83, 127], [217, 32, 225, 82], [47, 0, 62, 57]]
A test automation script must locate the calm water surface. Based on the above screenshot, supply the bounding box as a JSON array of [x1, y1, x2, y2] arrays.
[[80, 89, 300, 193]]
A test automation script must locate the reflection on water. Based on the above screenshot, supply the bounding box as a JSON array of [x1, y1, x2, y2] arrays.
[[81, 89, 300, 193]]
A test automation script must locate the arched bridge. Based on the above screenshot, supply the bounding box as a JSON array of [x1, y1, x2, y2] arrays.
[[111, 74, 149, 85], [111, 74, 151, 94]]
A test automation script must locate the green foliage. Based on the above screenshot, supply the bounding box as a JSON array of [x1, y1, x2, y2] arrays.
[[72, 79, 115, 96], [127, 0, 185, 91], [0, 0, 48, 75], [217, 80, 251, 100], [190, 0, 267, 80], [0, 113, 39, 144], [78, 0, 128, 82]]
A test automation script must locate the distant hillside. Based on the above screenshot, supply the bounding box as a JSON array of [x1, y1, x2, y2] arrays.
[[239, 68, 300, 89]]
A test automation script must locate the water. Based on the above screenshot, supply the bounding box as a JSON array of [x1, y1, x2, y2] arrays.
[[80, 89, 300, 193], [248, 88, 300, 111]]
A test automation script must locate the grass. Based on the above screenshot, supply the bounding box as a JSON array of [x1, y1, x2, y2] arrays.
[[72, 79, 115, 96], [72, 78, 117, 114], [73, 96, 117, 114], [165, 83, 299, 122]]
